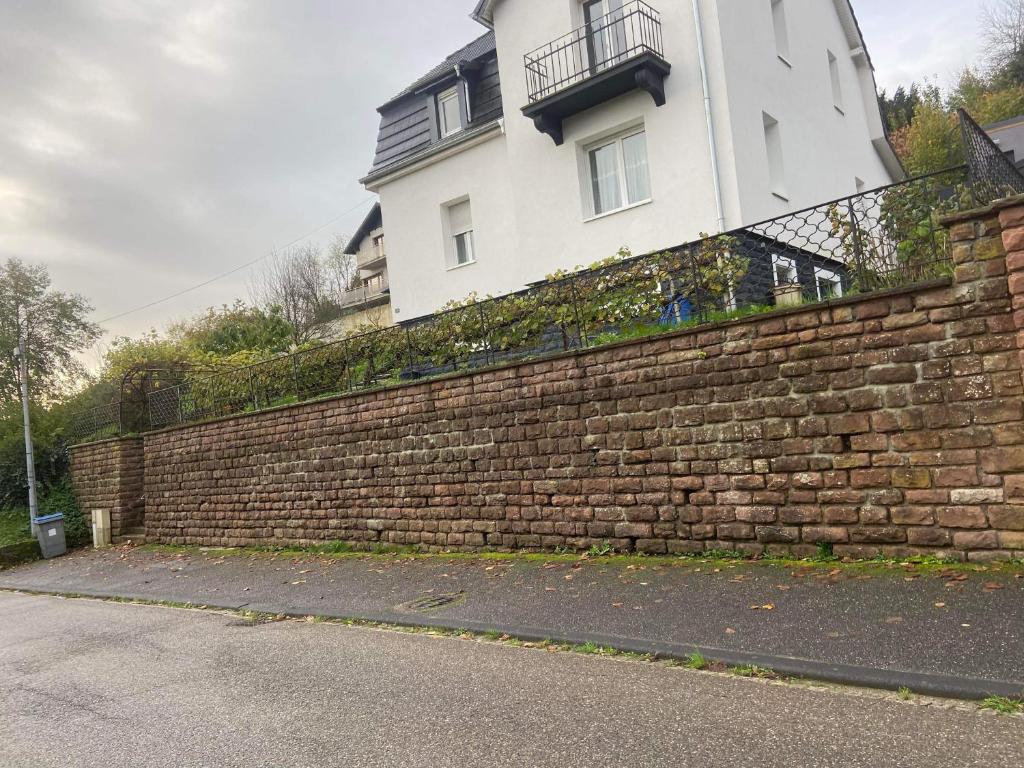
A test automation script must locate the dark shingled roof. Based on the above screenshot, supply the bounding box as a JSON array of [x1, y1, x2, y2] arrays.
[[379, 32, 496, 111]]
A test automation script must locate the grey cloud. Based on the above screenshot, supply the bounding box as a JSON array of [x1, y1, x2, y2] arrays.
[[0, 0, 481, 346]]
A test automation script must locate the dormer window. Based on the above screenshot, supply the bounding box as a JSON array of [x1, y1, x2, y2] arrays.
[[438, 87, 463, 138]]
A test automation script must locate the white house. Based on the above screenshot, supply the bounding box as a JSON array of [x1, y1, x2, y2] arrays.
[[360, 0, 902, 321]]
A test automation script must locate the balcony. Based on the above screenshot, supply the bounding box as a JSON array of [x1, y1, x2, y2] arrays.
[[339, 273, 390, 311], [522, 1, 670, 145]]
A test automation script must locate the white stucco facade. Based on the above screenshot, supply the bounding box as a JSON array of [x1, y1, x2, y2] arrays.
[[366, 0, 900, 321]]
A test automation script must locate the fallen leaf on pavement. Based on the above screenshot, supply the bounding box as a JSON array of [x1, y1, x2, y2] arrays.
[[725, 628, 736, 634], [934, 602, 946, 608], [983, 582, 1005, 591], [750, 604, 775, 611]]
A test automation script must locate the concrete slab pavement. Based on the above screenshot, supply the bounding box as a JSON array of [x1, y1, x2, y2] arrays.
[[1, 546, 1022, 700]]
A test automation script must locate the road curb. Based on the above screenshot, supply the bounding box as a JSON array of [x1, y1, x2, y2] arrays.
[[6, 585, 1022, 702]]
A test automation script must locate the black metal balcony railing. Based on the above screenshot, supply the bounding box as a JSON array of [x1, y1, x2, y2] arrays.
[[525, 1, 664, 103]]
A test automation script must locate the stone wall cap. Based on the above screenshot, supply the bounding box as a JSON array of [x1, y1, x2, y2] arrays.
[[938, 194, 1024, 226]]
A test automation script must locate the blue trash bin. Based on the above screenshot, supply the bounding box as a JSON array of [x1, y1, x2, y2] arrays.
[[33, 513, 67, 559]]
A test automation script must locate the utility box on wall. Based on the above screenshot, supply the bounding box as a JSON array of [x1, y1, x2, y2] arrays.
[[92, 509, 112, 548]]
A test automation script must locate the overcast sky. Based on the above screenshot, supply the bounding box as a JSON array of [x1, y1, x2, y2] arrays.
[[0, 0, 987, 369]]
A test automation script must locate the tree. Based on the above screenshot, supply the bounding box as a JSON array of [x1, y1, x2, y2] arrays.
[[172, 302, 294, 357], [982, 0, 1024, 86], [879, 84, 921, 132], [325, 234, 359, 298], [0, 259, 101, 406], [251, 244, 344, 347]]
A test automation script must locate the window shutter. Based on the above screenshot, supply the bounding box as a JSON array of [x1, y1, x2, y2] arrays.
[[449, 200, 473, 234]]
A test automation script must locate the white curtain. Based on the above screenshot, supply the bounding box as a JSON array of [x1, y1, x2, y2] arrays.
[[622, 131, 650, 204], [590, 143, 621, 215]]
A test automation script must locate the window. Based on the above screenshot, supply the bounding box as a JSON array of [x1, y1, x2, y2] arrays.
[[437, 87, 462, 138], [828, 50, 844, 112], [815, 267, 843, 300], [762, 112, 787, 199], [772, 254, 797, 286], [586, 128, 651, 217], [446, 199, 475, 267], [771, 0, 790, 64], [372, 234, 385, 259], [584, 0, 627, 72]]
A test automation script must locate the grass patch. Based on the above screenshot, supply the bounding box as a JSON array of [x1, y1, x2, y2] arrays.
[[684, 651, 708, 671], [898, 687, 914, 701], [980, 696, 1024, 716], [0, 508, 32, 548], [138, 541, 1024, 579], [730, 665, 774, 679]]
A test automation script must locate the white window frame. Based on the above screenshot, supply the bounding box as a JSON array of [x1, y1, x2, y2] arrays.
[[771, 0, 791, 66], [437, 87, 462, 138], [583, 126, 652, 220], [444, 198, 476, 270], [772, 254, 797, 286], [814, 267, 843, 300], [828, 50, 844, 113], [453, 230, 475, 267]]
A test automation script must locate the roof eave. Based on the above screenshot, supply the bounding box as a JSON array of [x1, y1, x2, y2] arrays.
[[471, 0, 495, 28], [343, 202, 382, 255]]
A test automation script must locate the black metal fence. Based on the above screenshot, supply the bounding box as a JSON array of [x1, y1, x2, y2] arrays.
[[69, 111, 1024, 444], [525, 0, 664, 103]]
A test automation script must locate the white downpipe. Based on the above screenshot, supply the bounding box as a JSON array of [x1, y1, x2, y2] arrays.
[[691, 0, 726, 233]]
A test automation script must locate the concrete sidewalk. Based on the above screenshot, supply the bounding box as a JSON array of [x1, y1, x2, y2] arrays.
[[2, 546, 1022, 700]]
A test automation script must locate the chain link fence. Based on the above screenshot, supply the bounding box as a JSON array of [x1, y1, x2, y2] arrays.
[[71, 111, 1024, 442]]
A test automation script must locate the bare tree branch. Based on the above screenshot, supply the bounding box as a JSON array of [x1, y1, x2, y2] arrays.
[[982, 0, 1024, 79]]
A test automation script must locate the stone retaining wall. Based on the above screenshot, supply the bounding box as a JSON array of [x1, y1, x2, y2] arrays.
[[69, 436, 144, 538], [71, 200, 1024, 561]]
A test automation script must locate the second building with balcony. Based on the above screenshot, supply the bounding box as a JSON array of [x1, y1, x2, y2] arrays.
[[360, 0, 901, 322]]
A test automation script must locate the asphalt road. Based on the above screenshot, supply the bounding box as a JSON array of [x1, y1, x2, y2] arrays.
[[0, 592, 1020, 767]]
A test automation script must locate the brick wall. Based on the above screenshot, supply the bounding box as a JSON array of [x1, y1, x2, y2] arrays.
[[72, 201, 1024, 561], [69, 436, 145, 537]]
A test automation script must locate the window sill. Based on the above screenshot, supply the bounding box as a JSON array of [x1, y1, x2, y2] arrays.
[[583, 198, 653, 223], [446, 259, 477, 272], [777, 54, 792, 68]]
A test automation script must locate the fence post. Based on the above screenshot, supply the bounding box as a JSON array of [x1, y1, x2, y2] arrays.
[[476, 302, 493, 366], [341, 338, 353, 393], [568, 274, 589, 349], [291, 355, 301, 401], [176, 386, 184, 426], [404, 326, 417, 375], [846, 200, 868, 294], [117, 399, 124, 437], [688, 245, 706, 323], [248, 368, 259, 412]]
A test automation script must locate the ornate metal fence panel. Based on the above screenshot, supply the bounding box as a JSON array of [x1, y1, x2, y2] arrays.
[[959, 108, 1024, 205]]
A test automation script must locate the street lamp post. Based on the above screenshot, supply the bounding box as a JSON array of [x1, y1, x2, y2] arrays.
[[13, 328, 40, 537]]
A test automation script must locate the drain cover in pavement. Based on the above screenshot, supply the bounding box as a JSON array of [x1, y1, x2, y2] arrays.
[[400, 592, 465, 613]]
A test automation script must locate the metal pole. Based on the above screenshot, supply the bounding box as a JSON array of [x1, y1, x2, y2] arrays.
[[14, 328, 40, 537], [847, 200, 868, 294]]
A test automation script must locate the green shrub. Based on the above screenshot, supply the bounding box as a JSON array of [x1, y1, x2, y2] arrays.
[[38, 479, 89, 548]]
